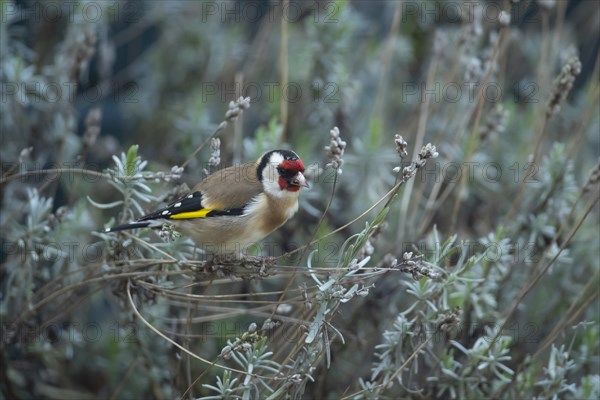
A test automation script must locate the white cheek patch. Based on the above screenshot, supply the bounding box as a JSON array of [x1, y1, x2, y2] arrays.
[[265, 164, 278, 182], [260, 151, 304, 199], [261, 158, 283, 197], [262, 172, 283, 197]]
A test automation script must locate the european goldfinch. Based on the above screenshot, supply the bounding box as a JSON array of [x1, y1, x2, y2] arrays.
[[105, 149, 308, 255]]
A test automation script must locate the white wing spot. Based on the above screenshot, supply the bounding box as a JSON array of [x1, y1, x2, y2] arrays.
[[174, 202, 182, 207], [162, 210, 169, 215], [188, 194, 193, 198]]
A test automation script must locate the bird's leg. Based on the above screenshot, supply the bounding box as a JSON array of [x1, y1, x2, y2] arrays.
[[206, 254, 238, 269], [203, 254, 226, 271], [259, 256, 268, 277], [258, 256, 275, 276], [203, 257, 214, 271]]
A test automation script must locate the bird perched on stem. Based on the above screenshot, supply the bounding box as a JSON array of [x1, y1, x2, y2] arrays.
[[106, 149, 308, 257]]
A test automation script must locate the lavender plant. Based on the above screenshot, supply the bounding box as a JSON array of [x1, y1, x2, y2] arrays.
[[1, 1, 598, 399]]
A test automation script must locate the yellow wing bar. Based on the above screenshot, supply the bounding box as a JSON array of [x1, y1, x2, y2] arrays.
[[168, 209, 212, 219]]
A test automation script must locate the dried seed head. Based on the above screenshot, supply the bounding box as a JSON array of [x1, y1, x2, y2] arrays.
[[220, 345, 233, 359], [584, 160, 600, 193], [464, 56, 484, 82], [394, 134, 408, 158], [208, 138, 221, 167], [538, 0, 556, 11], [480, 104, 509, 140], [84, 108, 102, 148], [436, 308, 463, 332], [546, 57, 582, 118], [275, 304, 293, 314], [399, 253, 440, 280], [433, 29, 447, 56], [324, 126, 346, 173], [499, 10, 511, 26], [19, 146, 34, 163], [225, 96, 251, 121], [419, 143, 439, 160], [357, 239, 375, 262], [378, 254, 398, 269], [262, 319, 278, 330]]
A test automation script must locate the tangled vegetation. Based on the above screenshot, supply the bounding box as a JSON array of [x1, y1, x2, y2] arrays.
[[1, 1, 598, 399]]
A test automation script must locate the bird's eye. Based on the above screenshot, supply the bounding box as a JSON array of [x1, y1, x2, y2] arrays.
[[277, 167, 294, 178]]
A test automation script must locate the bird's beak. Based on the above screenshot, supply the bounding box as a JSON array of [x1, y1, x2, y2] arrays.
[[291, 172, 310, 189]]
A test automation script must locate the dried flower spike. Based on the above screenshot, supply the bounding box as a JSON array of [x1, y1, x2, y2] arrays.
[[325, 126, 346, 173], [433, 29, 448, 56], [225, 96, 251, 122], [583, 160, 600, 193], [546, 57, 582, 118], [19, 146, 34, 163], [538, 0, 556, 11], [436, 308, 462, 332], [262, 318, 279, 330], [399, 251, 440, 280], [464, 56, 484, 82], [396, 140, 440, 179], [480, 104, 509, 140], [220, 345, 233, 359], [394, 134, 408, 158], [84, 108, 102, 148], [208, 138, 221, 167], [419, 143, 439, 160], [499, 10, 511, 26]]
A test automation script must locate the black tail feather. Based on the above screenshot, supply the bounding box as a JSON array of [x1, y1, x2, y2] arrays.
[[105, 221, 151, 233]]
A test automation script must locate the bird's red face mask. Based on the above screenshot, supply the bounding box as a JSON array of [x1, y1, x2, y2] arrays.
[[277, 159, 308, 192]]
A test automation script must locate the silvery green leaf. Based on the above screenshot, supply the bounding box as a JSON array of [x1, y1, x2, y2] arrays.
[[86, 196, 123, 209]]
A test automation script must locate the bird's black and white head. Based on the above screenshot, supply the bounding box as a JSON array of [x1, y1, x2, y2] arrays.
[[257, 150, 308, 198]]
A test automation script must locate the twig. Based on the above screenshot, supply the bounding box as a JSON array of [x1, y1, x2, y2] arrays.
[[0, 168, 110, 185], [126, 280, 278, 380], [494, 188, 599, 344]]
